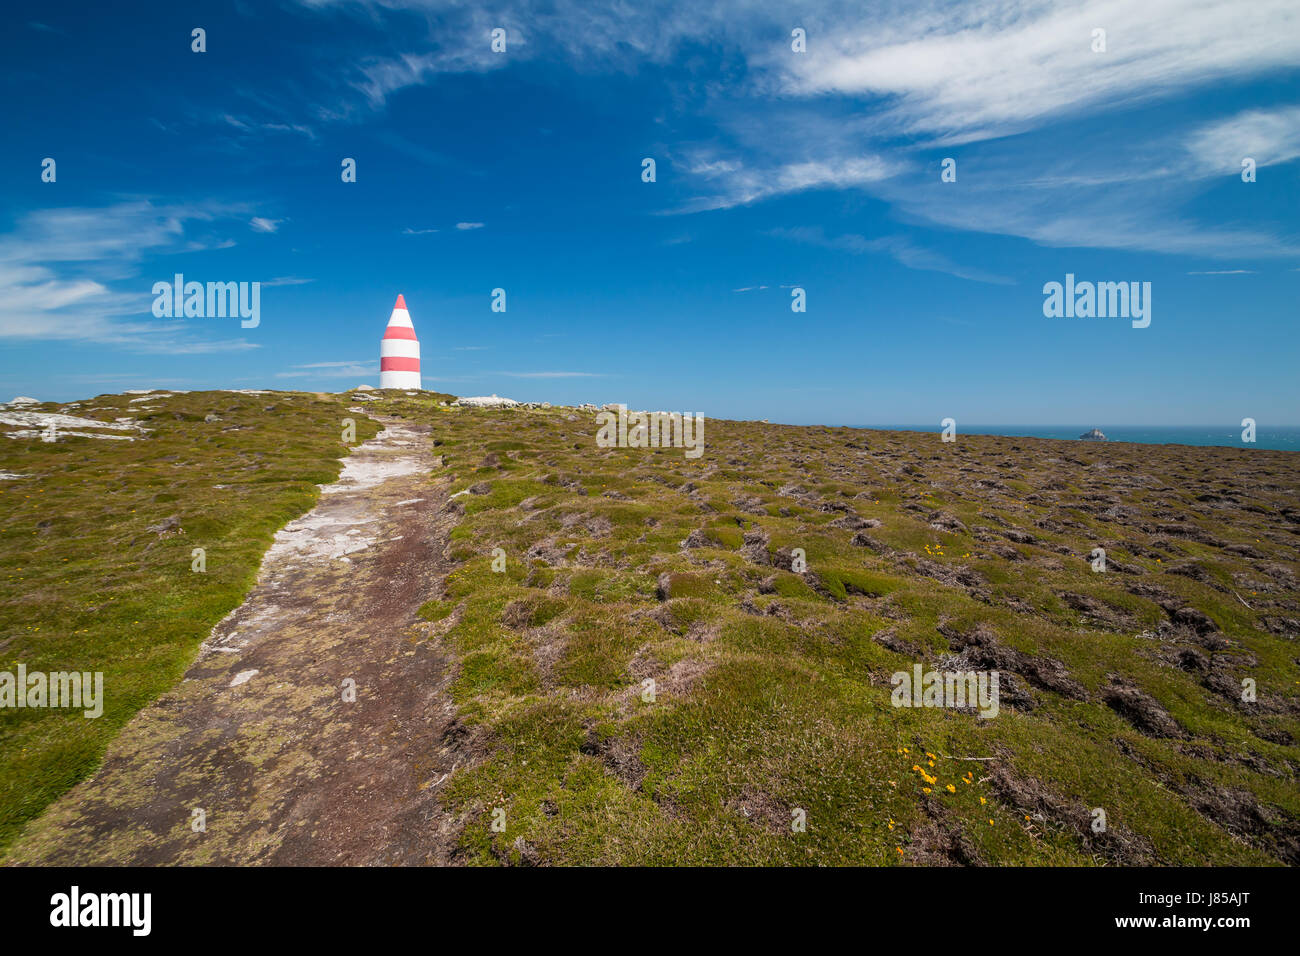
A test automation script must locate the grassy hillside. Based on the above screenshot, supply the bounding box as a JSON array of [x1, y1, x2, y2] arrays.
[[0, 389, 381, 853], [372, 393, 1299, 865], [4, 388, 1297, 865]]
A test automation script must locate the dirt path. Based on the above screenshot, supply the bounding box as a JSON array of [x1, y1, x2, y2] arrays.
[[7, 417, 467, 865]]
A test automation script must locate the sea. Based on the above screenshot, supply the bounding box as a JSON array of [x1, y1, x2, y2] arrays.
[[852, 425, 1300, 452]]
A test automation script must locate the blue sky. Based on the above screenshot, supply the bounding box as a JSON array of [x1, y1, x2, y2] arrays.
[[2, 0, 1298, 424]]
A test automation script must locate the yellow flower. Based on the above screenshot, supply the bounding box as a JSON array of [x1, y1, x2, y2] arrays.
[[945, 784, 956, 794], [979, 797, 986, 805], [922, 787, 931, 794]]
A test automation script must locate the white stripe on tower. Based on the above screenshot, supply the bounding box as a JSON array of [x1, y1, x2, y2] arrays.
[[379, 293, 422, 390]]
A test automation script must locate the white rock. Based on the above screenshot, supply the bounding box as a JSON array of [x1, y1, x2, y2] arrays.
[[4, 430, 136, 441], [453, 394, 520, 408], [3, 404, 150, 442]]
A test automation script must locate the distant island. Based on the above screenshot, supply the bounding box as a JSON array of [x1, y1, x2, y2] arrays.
[[1079, 428, 1107, 441]]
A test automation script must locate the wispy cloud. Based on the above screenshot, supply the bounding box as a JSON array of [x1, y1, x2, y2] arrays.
[[292, 0, 1298, 263], [222, 113, 316, 139], [0, 200, 259, 351], [288, 360, 371, 369], [276, 360, 377, 378], [498, 371, 606, 378], [1184, 106, 1300, 176], [780, 0, 1300, 145], [402, 227, 439, 235], [677, 153, 896, 212], [250, 217, 282, 233], [53, 372, 193, 386], [455, 222, 485, 230], [148, 338, 262, 355], [767, 226, 1014, 285], [353, 47, 504, 109]]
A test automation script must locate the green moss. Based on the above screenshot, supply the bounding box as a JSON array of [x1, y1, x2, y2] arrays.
[[418, 599, 457, 622]]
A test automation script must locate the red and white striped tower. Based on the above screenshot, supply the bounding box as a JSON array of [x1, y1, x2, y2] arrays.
[[379, 293, 421, 390]]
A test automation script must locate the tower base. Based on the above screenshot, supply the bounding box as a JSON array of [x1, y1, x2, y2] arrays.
[[379, 370, 422, 390]]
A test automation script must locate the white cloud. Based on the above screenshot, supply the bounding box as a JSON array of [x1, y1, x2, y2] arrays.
[[780, 0, 1300, 144], [498, 371, 605, 378], [873, 159, 1300, 259], [0, 200, 261, 350], [767, 226, 1013, 285], [250, 217, 282, 233], [679, 153, 896, 211], [222, 113, 316, 139], [148, 338, 262, 355], [1185, 106, 1300, 176], [455, 222, 485, 230], [289, 0, 1298, 263], [289, 360, 371, 369], [310, 1, 1299, 141], [276, 360, 377, 378]]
